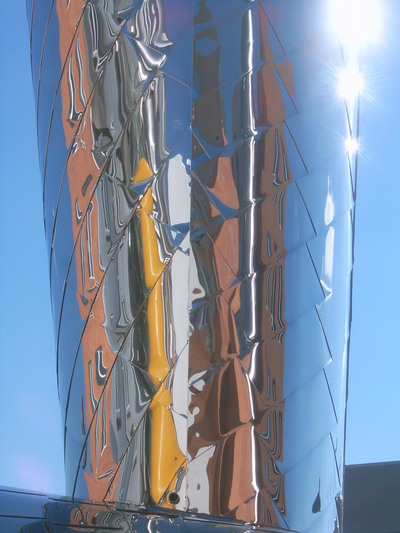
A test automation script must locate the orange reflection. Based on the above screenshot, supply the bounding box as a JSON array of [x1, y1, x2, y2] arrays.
[[188, 4, 291, 525]]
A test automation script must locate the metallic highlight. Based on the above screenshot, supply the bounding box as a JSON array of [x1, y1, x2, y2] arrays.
[[25, 1, 356, 531]]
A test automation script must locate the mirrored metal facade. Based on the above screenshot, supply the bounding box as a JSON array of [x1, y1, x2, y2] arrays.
[[26, 1, 355, 531], [0, 486, 286, 532]]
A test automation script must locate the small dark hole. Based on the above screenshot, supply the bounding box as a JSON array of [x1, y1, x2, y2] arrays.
[[168, 491, 180, 505], [215, 135, 220, 141]]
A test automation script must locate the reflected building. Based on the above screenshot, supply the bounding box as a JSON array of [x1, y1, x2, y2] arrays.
[[13, 0, 355, 531], [343, 462, 400, 533]]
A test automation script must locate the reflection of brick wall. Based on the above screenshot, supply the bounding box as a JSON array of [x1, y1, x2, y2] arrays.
[[31, 1, 352, 530], [188, 5, 292, 524], [57, 0, 103, 314], [57, 0, 119, 501], [57, 0, 292, 520], [56, 0, 187, 505]]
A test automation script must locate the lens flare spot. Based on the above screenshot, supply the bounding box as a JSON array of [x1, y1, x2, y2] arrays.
[[345, 137, 360, 154], [338, 67, 364, 99]]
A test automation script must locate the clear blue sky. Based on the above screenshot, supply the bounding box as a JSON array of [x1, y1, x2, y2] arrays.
[[0, 2, 65, 493], [344, 0, 400, 463], [0, 1, 398, 495]]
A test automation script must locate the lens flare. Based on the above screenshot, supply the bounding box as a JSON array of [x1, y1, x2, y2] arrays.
[[332, 0, 380, 49], [345, 137, 360, 154], [338, 67, 364, 99]]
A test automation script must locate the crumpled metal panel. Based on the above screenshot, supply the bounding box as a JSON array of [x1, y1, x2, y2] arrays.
[[29, 0, 353, 531]]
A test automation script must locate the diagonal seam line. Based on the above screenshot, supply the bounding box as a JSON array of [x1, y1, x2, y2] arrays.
[[48, 34, 165, 282], [329, 432, 342, 487], [192, 130, 211, 159], [35, 0, 55, 138], [305, 242, 328, 298], [41, 0, 141, 200], [284, 120, 309, 174], [70, 240, 190, 499], [273, 63, 299, 114], [323, 368, 339, 425], [55, 124, 191, 391], [50, 13, 195, 329], [260, 3, 287, 55], [156, 458, 186, 507], [315, 305, 334, 362], [98, 345, 189, 503], [55, 125, 187, 390]]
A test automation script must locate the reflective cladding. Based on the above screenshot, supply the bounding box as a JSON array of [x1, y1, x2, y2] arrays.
[[37, 4, 63, 171], [0, 488, 289, 532], [29, 0, 354, 531], [30, 0, 53, 104]]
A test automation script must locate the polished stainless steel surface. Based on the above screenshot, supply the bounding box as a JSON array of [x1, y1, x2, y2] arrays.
[[0, 487, 290, 532], [29, 1, 355, 531]]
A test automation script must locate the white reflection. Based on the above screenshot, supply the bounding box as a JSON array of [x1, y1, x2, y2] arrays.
[[338, 66, 364, 99], [322, 226, 334, 294], [332, 0, 381, 49], [324, 175, 335, 226], [345, 137, 359, 154], [167, 154, 191, 226]]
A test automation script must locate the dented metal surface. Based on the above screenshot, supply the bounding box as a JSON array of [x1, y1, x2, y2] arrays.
[[28, 0, 354, 531]]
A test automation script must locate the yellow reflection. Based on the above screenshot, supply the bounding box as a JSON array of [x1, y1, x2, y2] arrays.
[[133, 156, 153, 184], [138, 187, 170, 384], [138, 177, 185, 505], [150, 392, 185, 504], [139, 189, 165, 287]]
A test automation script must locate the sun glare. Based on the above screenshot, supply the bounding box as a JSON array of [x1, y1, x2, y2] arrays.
[[332, 0, 381, 49], [338, 67, 364, 99], [345, 137, 360, 155]]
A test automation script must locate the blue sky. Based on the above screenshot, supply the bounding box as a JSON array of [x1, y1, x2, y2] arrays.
[[0, 2, 65, 493], [0, 1, 399, 495], [344, 0, 400, 464]]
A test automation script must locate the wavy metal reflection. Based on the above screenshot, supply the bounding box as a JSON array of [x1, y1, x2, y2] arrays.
[[188, 5, 290, 524], [0, 487, 289, 532], [29, 0, 354, 531]]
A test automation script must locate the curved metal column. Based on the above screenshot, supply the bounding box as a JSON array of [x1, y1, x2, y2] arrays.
[[29, 1, 353, 531]]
